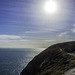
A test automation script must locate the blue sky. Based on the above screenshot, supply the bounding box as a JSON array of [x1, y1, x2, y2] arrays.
[[0, 0, 75, 48]]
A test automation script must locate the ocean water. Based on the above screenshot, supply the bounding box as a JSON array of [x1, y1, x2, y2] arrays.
[[0, 48, 42, 75]]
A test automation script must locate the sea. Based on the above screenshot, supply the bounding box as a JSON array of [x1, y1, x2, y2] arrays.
[[0, 48, 43, 75]]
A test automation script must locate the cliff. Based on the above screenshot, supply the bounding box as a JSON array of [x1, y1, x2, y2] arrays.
[[21, 41, 75, 75]]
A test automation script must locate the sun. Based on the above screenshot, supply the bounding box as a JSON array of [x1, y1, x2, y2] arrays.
[[43, 0, 58, 14]]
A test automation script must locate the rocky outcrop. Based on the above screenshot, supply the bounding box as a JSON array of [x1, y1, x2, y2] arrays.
[[21, 41, 75, 75]]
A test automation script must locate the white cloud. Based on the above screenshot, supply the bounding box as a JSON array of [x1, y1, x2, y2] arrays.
[[0, 39, 73, 48], [58, 32, 68, 37], [25, 28, 59, 34], [71, 24, 75, 33], [0, 35, 23, 40], [0, 35, 73, 48], [0, 40, 36, 48]]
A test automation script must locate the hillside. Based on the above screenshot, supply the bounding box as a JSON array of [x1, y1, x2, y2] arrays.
[[21, 41, 75, 75]]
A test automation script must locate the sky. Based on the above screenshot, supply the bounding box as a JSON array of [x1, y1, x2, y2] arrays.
[[0, 0, 75, 48]]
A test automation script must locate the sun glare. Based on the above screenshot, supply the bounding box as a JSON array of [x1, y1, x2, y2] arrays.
[[43, 0, 58, 14]]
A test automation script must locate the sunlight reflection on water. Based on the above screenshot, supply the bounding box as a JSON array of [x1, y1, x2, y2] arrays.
[[0, 48, 42, 75]]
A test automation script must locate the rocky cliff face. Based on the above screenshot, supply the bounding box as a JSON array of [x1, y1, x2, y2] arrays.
[[21, 41, 75, 75]]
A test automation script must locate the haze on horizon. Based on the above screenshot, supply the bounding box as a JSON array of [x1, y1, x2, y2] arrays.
[[0, 0, 75, 48]]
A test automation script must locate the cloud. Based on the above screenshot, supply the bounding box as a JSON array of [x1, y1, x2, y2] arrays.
[[0, 35, 22, 40], [71, 24, 75, 33], [0, 40, 31, 48], [0, 38, 73, 48], [0, 34, 73, 48], [58, 32, 68, 37], [26, 28, 59, 34]]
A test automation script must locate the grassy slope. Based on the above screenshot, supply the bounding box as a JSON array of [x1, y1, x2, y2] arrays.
[[21, 41, 75, 75], [37, 51, 75, 75]]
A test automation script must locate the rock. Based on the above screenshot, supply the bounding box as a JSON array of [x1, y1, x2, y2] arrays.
[[64, 68, 75, 75], [21, 41, 75, 75]]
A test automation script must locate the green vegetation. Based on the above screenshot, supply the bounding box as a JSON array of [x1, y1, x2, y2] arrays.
[[21, 41, 75, 75], [37, 52, 75, 75]]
